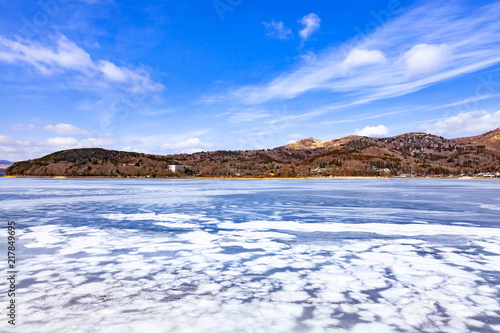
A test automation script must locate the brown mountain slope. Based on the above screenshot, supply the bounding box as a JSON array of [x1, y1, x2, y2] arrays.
[[284, 136, 362, 150], [452, 128, 500, 154]]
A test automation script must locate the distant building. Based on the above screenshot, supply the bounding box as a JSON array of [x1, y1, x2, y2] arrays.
[[311, 168, 329, 173], [168, 165, 188, 173], [478, 172, 495, 178]]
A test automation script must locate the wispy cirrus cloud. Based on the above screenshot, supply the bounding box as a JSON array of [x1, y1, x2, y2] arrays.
[[139, 108, 177, 117], [426, 93, 500, 112], [0, 35, 164, 94], [214, 2, 500, 110], [263, 21, 293, 40], [299, 13, 321, 41], [228, 109, 272, 123]]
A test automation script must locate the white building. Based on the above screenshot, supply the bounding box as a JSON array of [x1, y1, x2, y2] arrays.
[[168, 165, 187, 173]]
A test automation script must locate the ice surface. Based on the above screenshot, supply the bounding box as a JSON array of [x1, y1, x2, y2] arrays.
[[0, 178, 499, 333]]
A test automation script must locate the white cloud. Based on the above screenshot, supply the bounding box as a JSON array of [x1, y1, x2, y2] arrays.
[[0, 135, 29, 146], [0, 35, 164, 94], [43, 123, 88, 135], [0, 146, 17, 153], [297, 51, 316, 63], [420, 110, 500, 137], [0, 35, 92, 74], [161, 137, 213, 151], [299, 13, 321, 40], [0, 134, 116, 161], [45, 137, 79, 146], [355, 125, 389, 137], [98, 60, 127, 82], [44, 136, 115, 148], [140, 109, 177, 116], [403, 44, 453, 79], [121, 129, 211, 153], [340, 48, 386, 74], [263, 21, 292, 40], [10, 124, 36, 130], [0, 135, 34, 161], [79, 138, 116, 147], [0, 143, 48, 161]]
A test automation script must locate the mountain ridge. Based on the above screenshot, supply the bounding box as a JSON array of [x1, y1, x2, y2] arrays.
[[6, 129, 500, 177]]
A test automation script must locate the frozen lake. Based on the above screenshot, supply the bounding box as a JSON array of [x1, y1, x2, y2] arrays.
[[1, 178, 499, 332]]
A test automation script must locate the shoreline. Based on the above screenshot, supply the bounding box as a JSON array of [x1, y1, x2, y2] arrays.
[[2, 175, 498, 180]]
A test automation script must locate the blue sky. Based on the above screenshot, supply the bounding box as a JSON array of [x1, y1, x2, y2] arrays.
[[1, 0, 500, 161]]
